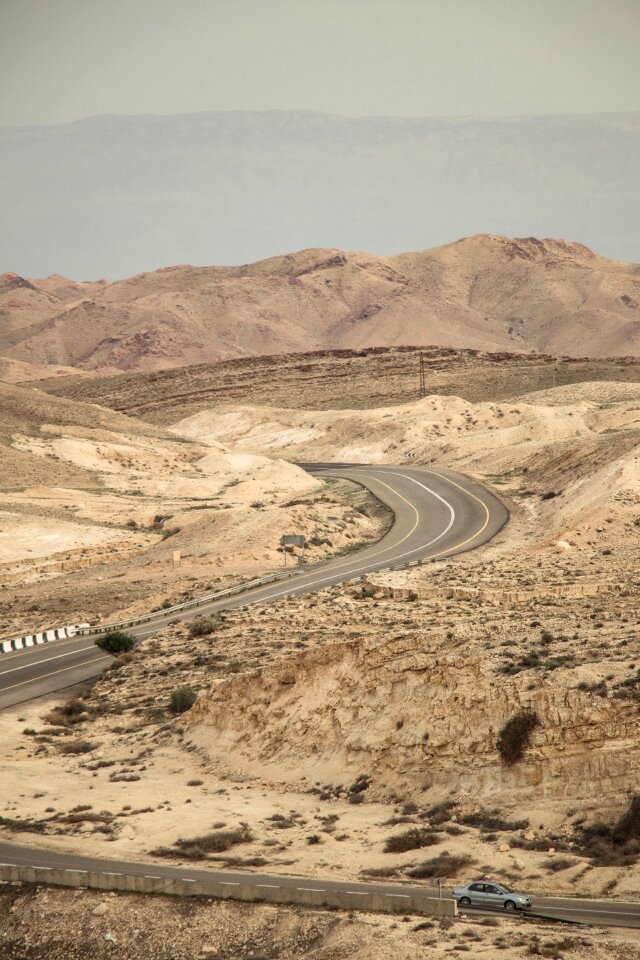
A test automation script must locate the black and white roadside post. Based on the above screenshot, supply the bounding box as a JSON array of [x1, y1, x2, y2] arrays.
[[280, 534, 306, 568]]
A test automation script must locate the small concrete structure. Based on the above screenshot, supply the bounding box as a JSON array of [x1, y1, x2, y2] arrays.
[[0, 863, 457, 918]]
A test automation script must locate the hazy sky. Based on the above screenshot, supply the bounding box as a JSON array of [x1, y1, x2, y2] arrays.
[[1, 0, 639, 126]]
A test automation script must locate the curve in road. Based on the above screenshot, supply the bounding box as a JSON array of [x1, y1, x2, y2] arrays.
[[0, 463, 507, 710]]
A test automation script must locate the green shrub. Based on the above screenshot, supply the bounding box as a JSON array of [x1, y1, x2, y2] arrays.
[[170, 685, 197, 714], [496, 709, 540, 765], [95, 631, 135, 656], [188, 616, 220, 638]]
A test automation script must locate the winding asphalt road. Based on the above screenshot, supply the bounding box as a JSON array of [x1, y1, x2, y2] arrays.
[[0, 463, 507, 710], [4, 464, 639, 927]]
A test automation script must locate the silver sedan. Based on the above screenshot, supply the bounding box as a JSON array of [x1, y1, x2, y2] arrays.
[[453, 881, 531, 911]]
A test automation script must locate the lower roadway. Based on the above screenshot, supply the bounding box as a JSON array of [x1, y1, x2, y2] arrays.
[[1, 841, 640, 928]]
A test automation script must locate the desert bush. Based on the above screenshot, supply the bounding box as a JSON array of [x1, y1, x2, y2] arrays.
[[95, 631, 135, 656], [169, 685, 197, 714], [461, 810, 529, 832], [348, 774, 371, 797], [188, 616, 220, 638], [107, 652, 135, 672], [576, 794, 640, 866], [542, 856, 578, 872], [361, 866, 401, 878], [45, 697, 87, 727], [59, 739, 96, 755], [384, 827, 440, 853], [423, 800, 457, 825], [152, 824, 253, 859], [510, 835, 569, 853], [496, 709, 540, 765], [0, 815, 47, 834], [406, 851, 474, 879]]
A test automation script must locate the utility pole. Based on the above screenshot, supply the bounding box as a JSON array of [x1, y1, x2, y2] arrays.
[[419, 353, 427, 398]]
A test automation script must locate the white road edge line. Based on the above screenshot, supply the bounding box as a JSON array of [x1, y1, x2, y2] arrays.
[[2, 468, 468, 655], [231, 471, 456, 606], [0, 645, 103, 677]]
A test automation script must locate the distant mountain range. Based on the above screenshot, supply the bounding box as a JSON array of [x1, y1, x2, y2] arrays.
[[1, 110, 639, 278], [1, 234, 639, 375]]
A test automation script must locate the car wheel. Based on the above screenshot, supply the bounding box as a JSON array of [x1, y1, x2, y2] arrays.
[[459, 897, 471, 906], [504, 900, 516, 911]]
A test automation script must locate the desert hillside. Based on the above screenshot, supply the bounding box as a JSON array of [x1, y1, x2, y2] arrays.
[[2, 235, 640, 375], [40, 346, 640, 423], [0, 381, 389, 638], [2, 351, 640, 917]]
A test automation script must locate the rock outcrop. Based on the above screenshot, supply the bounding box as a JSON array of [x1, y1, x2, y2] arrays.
[[187, 632, 640, 805]]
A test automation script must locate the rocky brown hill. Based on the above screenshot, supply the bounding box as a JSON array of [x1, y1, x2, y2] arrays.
[[2, 235, 640, 374]]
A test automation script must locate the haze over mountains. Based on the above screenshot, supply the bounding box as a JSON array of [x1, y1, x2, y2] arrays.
[[1, 234, 639, 375], [1, 110, 639, 279]]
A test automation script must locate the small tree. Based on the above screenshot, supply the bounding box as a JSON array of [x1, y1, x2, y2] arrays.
[[95, 631, 135, 656], [496, 709, 540, 765], [170, 685, 197, 715]]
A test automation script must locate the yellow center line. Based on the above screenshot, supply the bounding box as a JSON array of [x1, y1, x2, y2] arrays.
[[234, 473, 422, 590]]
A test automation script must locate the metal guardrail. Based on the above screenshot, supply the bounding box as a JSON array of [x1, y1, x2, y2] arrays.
[[77, 568, 303, 635], [2, 544, 435, 651]]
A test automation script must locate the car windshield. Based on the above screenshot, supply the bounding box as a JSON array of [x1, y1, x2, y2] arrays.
[[497, 885, 512, 893]]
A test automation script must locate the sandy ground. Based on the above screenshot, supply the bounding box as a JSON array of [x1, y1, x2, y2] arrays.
[[0, 509, 149, 564], [1, 365, 639, 958], [1, 551, 640, 905], [0, 381, 391, 639], [4, 884, 640, 960]]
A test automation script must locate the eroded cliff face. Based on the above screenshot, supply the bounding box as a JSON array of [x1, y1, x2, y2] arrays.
[[186, 633, 640, 805]]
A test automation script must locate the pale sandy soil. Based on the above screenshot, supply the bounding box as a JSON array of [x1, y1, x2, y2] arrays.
[[1, 373, 639, 954], [4, 884, 640, 960], [0, 509, 151, 564], [0, 355, 88, 383], [0, 382, 391, 639], [2, 554, 640, 904]]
